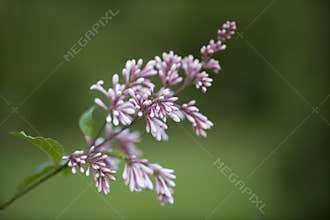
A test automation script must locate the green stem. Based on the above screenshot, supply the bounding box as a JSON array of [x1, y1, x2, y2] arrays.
[[0, 164, 67, 210], [91, 120, 107, 146]]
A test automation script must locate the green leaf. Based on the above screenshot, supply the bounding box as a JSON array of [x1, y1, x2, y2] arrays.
[[79, 106, 95, 137], [12, 131, 64, 165], [16, 161, 55, 192]]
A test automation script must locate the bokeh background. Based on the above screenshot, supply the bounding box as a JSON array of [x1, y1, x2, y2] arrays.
[[0, 0, 329, 219]]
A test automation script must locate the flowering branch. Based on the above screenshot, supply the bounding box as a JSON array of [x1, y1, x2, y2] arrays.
[[0, 21, 236, 209]]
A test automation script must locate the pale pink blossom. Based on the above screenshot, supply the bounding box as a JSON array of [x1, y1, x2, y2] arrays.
[[86, 147, 116, 194], [181, 55, 202, 78], [217, 21, 237, 41], [63, 146, 117, 194], [146, 116, 168, 141], [200, 21, 236, 63], [148, 88, 180, 122], [62, 150, 87, 174], [194, 71, 213, 93], [181, 100, 213, 137], [93, 166, 116, 194], [202, 58, 221, 73], [129, 89, 152, 117], [149, 163, 176, 205], [91, 75, 135, 126], [200, 40, 226, 59], [155, 51, 182, 86], [122, 156, 153, 192], [122, 59, 156, 88]]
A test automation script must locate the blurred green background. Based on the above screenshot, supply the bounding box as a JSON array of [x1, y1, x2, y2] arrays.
[[0, 0, 329, 219]]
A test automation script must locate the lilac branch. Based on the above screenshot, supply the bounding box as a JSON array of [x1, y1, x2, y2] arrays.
[[0, 21, 237, 209], [64, 20, 236, 204]]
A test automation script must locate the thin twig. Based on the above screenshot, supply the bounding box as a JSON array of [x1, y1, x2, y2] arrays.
[[174, 76, 193, 95], [91, 120, 107, 146]]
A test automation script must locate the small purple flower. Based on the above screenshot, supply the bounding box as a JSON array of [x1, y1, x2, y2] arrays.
[[129, 88, 180, 140], [91, 75, 136, 126], [202, 58, 221, 73], [63, 146, 117, 194], [193, 71, 213, 93], [93, 166, 116, 194], [63, 150, 87, 174], [148, 88, 180, 122], [86, 147, 116, 194], [129, 89, 152, 117], [149, 163, 176, 205], [208, 39, 227, 53], [181, 55, 202, 78], [200, 40, 226, 59], [89, 80, 108, 96], [122, 59, 156, 88], [200, 21, 236, 62], [122, 156, 154, 192], [155, 51, 183, 86], [217, 21, 237, 41], [146, 116, 168, 141], [181, 100, 213, 137]]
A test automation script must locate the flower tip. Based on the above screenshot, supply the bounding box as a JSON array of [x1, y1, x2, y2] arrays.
[[106, 115, 112, 123], [137, 111, 143, 117], [113, 74, 119, 83], [136, 77, 144, 83]]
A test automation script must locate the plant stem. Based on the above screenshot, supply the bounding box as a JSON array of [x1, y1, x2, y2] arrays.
[[91, 120, 107, 146], [0, 164, 67, 210], [174, 76, 193, 95]]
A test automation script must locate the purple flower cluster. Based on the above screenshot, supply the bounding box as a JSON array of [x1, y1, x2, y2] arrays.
[[63, 21, 236, 205], [63, 146, 116, 194], [181, 100, 214, 137], [149, 163, 176, 205], [122, 156, 176, 205]]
